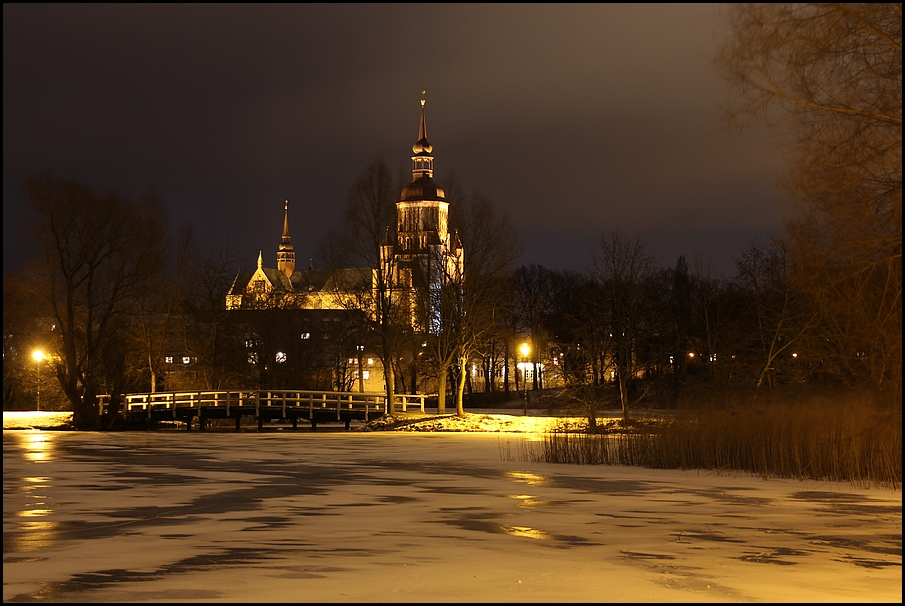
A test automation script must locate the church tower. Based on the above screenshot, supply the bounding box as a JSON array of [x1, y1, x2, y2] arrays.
[[392, 92, 463, 333], [396, 93, 449, 256], [277, 200, 296, 278]]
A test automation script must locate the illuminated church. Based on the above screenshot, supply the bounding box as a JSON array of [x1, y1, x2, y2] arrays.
[[226, 96, 464, 332]]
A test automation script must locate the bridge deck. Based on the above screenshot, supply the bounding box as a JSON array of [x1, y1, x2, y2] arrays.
[[98, 390, 429, 430]]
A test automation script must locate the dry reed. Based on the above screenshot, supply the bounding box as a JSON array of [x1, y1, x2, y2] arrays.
[[532, 393, 902, 489]]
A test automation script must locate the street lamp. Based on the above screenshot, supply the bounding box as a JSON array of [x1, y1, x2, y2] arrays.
[[32, 349, 45, 411], [520, 342, 530, 416]]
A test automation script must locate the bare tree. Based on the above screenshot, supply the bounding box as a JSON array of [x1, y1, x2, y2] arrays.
[[512, 265, 555, 391], [734, 237, 813, 392], [23, 176, 167, 429], [320, 159, 409, 408], [446, 194, 521, 415], [590, 232, 658, 422], [719, 3, 902, 395]]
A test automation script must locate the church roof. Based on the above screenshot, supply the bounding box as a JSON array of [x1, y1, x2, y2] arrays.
[[399, 175, 446, 202], [228, 266, 371, 298], [290, 267, 371, 293]]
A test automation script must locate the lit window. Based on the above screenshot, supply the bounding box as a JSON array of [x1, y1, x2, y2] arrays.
[[362, 370, 370, 380], [348, 357, 358, 365], [367, 358, 374, 366], [356, 344, 365, 351], [182, 356, 191, 365], [165, 356, 174, 364], [300, 332, 310, 340], [275, 351, 287, 363], [248, 352, 258, 364]]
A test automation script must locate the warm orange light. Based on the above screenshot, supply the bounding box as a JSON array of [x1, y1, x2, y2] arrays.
[[688, 352, 695, 358], [32, 350, 45, 363], [520, 343, 530, 357]]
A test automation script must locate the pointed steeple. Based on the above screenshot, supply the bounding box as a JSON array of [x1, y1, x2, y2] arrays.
[[257, 250, 263, 270], [277, 200, 296, 278], [417, 98, 429, 147], [281, 200, 291, 241], [411, 90, 434, 180]]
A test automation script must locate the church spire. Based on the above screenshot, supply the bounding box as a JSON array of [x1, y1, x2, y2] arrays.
[[281, 200, 291, 241], [277, 199, 296, 278], [411, 90, 433, 180], [417, 96, 428, 143]]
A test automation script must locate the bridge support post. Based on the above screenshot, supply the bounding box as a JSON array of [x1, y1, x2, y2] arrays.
[[235, 416, 241, 431], [186, 415, 193, 431], [257, 416, 264, 431], [345, 419, 350, 430], [292, 417, 298, 429], [199, 415, 206, 431]]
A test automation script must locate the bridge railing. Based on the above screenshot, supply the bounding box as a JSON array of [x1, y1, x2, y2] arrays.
[[98, 390, 430, 417]]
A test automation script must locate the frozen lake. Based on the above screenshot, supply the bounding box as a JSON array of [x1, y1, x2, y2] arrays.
[[3, 430, 901, 602]]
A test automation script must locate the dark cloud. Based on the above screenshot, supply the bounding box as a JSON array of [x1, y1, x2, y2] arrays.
[[3, 4, 792, 278]]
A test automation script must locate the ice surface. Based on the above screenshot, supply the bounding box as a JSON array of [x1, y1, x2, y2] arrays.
[[3, 426, 901, 602]]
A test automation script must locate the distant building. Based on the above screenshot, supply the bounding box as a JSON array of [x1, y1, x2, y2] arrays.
[[225, 96, 464, 392], [226, 96, 463, 318]]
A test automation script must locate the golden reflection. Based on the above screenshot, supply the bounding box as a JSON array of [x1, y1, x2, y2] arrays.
[[15, 432, 57, 462], [505, 471, 548, 486], [18, 477, 51, 493], [7, 520, 63, 552], [506, 494, 548, 509], [502, 525, 552, 540], [16, 509, 53, 517]]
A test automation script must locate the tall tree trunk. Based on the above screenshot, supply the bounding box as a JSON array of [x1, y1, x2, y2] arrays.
[[503, 340, 510, 397], [149, 352, 157, 394], [437, 367, 447, 415], [384, 360, 395, 416], [618, 370, 630, 424], [456, 355, 467, 416]]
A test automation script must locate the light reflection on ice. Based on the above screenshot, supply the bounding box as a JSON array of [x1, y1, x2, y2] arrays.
[[8, 520, 63, 552], [14, 432, 58, 462], [502, 524, 552, 540], [507, 494, 548, 509], [16, 509, 53, 517], [506, 470, 547, 486]]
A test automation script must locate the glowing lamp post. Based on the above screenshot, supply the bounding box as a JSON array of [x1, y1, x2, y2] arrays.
[[520, 342, 530, 416], [32, 349, 45, 411]]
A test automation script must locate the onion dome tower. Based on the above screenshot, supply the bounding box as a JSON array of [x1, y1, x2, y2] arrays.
[[397, 92, 449, 255], [277, 200, 296, 278]]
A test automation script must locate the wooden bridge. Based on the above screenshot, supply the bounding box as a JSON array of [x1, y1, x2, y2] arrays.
[[98, 389, 430, 430]]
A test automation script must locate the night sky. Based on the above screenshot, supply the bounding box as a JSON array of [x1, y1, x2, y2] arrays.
[[3, 4, 793, 278]]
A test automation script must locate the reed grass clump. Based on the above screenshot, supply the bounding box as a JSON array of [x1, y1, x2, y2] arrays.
[[536, 391, 902, 489]]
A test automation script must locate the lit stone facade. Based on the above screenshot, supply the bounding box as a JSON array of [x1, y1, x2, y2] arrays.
[[226, 97, 464, 329]]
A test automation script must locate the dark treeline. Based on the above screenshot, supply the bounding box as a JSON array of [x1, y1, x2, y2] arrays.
[[3, 178, 899, 430]]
